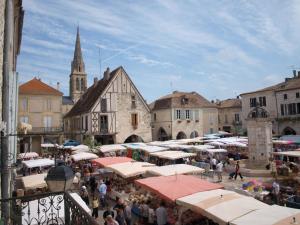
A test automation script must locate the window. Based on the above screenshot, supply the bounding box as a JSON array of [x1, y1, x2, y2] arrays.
[[20, 116, 28, 123], [76, 78, 80, 91], [131, 95, 136, 108], [81, 78, 84, 91], [43, 116, 52, 128], [21, 98, 28, 112], [81, 117, 84, 130], [284, 94, 288, 100], [181, 97, 189, 105], [297, 103, 300, 114], [194, 110, 199, 121], [131, 113, 138, 127], [259, 96, 266, 106], [296, 92, 300, 98], [85, 116, 88, 131], [176, 110, 181, 120], [250, 98, 257, 107], [101, 98, 107, 112], [234, 114, 240, 122], [185, 110, 190, 119], [100, 115, 108, 133], [288, 103, 297, 115], [46, 99, 52, 111], [153, 113, 157, 121], [281, 104, 285, 116], [225, 114, 228, 124]]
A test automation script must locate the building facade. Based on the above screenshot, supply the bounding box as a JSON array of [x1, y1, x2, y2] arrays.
[[150, 91, 218, 141], [64, 67, 152, 144], [18, 78, 63, 153], [240, 71, 300, 135], [216, 98, 242, 134]]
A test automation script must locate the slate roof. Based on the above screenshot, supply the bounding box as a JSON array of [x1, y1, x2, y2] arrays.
[[62, 96, 74, 105], [64, 67, 121, 118], [19, 78, 62, 96], [151, 91, 216, 110], [216, 98, 242, 108]]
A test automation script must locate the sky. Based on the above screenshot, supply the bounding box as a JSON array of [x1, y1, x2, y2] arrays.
[[18, 0, 300, 103]]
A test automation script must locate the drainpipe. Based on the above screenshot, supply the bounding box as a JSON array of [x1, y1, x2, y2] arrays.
[[1, 0, 13, 223]]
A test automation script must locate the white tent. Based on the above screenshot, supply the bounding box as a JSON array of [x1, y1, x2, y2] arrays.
[[22, 173, 47, 190], [41, 143, 56, 148], [23, 158, 54, 168], [19, 152, 39, 159], [70, 152, 98, 161], [231, 205, 300, 225], [122, 142, 147, 150], [99, 144, 127, 153], [107, 161, 156, 178], [139, 146, 169, 153], [191, 145, 215, 151], [150, 151, 196, 160], [71, 144, 89, 152], [176, 189, 268, 225], [147, 164, 204, 176], [272, 151, 300, 158], [206, 149, 227, 154]]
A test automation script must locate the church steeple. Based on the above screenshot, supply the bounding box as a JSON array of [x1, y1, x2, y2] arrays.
[[69, 26, 87, 103], [71, 26, 85, 73]]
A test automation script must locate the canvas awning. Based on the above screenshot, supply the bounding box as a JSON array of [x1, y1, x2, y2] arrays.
[[22, 173, 47, 190], [135, 175, 223, 202], [107, 161, 156, 178], [70, 152, 98, 161], [22, 158, 54, 168], [176, 189, 268, 225], [92, 157, 134, 167], [122, 142, 148, 150], [206, 149, 227, 154], [71, 144, 89, 152], [19, 152, 39, 159], [99, 144, 127, 153], [147, 164, 204, 176], [150, 151, 196, 160], [139, 146, 169, 153], [41, 143, 56, 148], [231, 205, 300, 225], [272, 151, 300, 158], [191, 145, 215, 151]]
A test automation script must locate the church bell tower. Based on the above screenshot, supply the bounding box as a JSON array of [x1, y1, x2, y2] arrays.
[[69, 26, 87, 103]]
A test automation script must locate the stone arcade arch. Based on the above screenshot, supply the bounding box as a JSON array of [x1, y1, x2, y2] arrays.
[[190, 131, 199, 138], [124, 134, 144, 143], [157, 127, 168, 141], [176, 131, 187, 140], [283, 127, 296, 135]]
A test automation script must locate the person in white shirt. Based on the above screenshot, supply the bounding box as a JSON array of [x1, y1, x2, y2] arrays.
[[211, 157, 217, 170], [156, 201, 168, 225], [216, 161, 223, 182]]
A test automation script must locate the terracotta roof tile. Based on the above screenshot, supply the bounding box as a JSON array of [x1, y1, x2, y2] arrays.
[[216, 98, 242, 108], [19, 78, 62, 96]]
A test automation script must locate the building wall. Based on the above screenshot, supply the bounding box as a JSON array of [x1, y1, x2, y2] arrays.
[[151, 109, 172, 141], [218, 107, 242, 133], [0, 0, 5, 122], [18, 94, 62, 128], [62, 104, 73, 116], [202, 108, 219, 135]]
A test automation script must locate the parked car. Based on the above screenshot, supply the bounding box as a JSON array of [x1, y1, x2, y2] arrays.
[[63, 140, 80, 147]]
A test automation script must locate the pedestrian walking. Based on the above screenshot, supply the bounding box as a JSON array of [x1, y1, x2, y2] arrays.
[[234, 161, 243, 180], [92, 195, 99, 218], [216, 161, 223, 182], [98, 180, 107, 208]]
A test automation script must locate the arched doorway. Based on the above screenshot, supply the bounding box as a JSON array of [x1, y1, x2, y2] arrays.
[[158, 127, 168, 141], [190, 131, 199, 138], [283, 127, 296, 135], [124, 135, 144, 143], [176, 131, 187, 140]]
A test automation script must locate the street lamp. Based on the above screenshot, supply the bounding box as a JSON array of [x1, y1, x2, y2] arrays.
[[45, 160, 74, 192]]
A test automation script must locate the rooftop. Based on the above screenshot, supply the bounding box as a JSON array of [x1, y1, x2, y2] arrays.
[[19, 78, 62, 96]]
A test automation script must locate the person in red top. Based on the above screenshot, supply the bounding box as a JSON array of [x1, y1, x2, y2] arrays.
[[234, 161, 243, 180]]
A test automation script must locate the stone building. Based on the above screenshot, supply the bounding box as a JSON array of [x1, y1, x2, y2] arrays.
[[18, 78, 63, 153], [216, 98, 242, 134], [64, 66, 152, 144], [150, 91, 218, 141], [240, 71, 300, 136]]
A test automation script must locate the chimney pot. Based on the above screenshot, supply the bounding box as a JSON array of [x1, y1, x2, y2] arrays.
[[104, 67, 110, 80], [56, 82, 60, 90], [298, 71, 300, 77], [94, 77, 98, 84]]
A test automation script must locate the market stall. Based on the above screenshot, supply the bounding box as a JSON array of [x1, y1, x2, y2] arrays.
[[70, 152, 98, 162], [18, 152, 39, 160], [91, 156, 134, 167], [22, 173, 47, 191], [22, 158, 55, 175], [96, 144, 127, 157], [272, 151, 300, 175], [137, 146, 169, 161], [231, 204, 300, 225], [176, 189, 268, 225], [149, 151, 196, 165], [71, 144, 89, 154], [146, 164, 204, 176]]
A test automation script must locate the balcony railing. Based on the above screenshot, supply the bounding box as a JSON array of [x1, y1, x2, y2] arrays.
[[30, 127, 63, 133], [0, 191, 98, 225]]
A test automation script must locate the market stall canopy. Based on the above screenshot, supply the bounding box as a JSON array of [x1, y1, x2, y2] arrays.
[[147, 164, 204, 176], [19, 152, 39, 159], [22, 173, 47, 190], [280, 135, 300, 144], [231, 205, 300, 225], [23, 158, 54, 168], [206, 149, 227, 154], [150, 151, 196, 160], [191, 145, 215, 151], [71, 144, 89, 152], [92, 157, 134, 167], [273, 140, 294, 145], [272, 151, 300, 158], [99, 144, 127, 153], [122, 142, 148, 150], [70, 152, 98, 161], [163, 144, 194, 150], [41, 143, 56, 148], [139, 146, 169, 153], [176, 189, 268, 225], [107, 161, 156, 178], [135, 175, 223, 202]]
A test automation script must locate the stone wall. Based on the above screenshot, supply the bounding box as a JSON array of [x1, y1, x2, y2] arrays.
[[0, 0, 5, 122]]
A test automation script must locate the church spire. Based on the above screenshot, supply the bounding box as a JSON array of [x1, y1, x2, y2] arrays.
[[71, 26, 85, 73]]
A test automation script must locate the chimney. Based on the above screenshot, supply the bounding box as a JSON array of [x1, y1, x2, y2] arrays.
[[104, 67, 110, 80], [298, 71, 300, 78], [237, 96, 240, 99], [94, 77, 98, 85], [56, 82, 60, 90], [293, 70, 297, 78]]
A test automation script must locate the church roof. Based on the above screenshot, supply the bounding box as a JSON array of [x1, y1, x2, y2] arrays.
[[151, 91, 216, 110], [62, 96, 74, 105], [71, 26, 85, 73], [19, 78, 62, 96], [64, 67, 121, 118]]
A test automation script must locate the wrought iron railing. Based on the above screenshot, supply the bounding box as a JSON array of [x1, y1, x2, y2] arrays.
[[0, 191, 99, 225]]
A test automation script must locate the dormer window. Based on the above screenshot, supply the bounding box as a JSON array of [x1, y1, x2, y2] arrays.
[[131, 95, 136, 109], [181, 97, 189, 105]]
